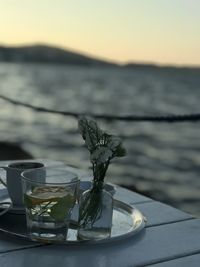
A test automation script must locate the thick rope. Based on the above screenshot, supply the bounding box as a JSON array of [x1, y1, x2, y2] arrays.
[[1, 94, 200, 122]]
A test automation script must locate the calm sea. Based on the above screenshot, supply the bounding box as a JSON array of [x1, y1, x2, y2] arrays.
[[0, 63, 200, 216]]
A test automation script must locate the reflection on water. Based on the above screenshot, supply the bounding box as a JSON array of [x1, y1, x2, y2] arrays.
[[0, 63, 200, 216]]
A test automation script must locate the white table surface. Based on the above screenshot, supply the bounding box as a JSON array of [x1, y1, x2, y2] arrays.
[[0, 159, 199, 267]]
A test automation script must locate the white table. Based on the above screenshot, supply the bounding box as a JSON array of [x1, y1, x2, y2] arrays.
[[0, 159, 200, 267]]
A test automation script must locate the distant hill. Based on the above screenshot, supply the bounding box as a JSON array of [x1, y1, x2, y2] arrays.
[[0, 44, 199, 70], [0, 44, 117, 66], [124, 62, 200, 71]]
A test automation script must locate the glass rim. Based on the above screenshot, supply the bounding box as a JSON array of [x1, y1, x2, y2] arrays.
[[21, 169, 80, 185]]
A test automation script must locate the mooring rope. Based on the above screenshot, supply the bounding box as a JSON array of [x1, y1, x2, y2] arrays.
[[1, 94, 200, 123]]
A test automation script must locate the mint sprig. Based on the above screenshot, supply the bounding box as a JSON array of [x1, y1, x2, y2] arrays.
[[78, 116, 126, 182], [78, 117, 126, 228], [49, 195, 75, 221]]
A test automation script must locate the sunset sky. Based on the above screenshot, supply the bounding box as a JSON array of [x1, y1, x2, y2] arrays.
[[0, 0, 200, 66]]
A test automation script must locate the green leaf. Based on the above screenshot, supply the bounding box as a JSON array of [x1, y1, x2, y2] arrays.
[[78, 117, 100, 151], [91, 147, 112, 163], [113, 145, 127, 157], [88, 120, 99, 133], [85, 131, 95, 151], [49, 195, 75, 221], [107, 136, 121, 150], [78, 116, 88, 140]]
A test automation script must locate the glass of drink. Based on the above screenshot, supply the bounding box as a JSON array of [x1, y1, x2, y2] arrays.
[[21, 168, 79, 243]]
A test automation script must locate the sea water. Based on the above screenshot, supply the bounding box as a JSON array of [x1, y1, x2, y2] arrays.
[[0, 63, 200, 216]]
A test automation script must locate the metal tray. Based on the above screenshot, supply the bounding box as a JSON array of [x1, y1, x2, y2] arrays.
[[0, 188, 146, 244]]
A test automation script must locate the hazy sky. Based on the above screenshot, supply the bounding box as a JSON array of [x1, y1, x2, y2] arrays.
[[0, 0, 200, 66]]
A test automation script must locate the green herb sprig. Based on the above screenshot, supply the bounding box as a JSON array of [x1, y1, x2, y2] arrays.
[[78, 116, 126, 183], [78, 116, 126, 227]]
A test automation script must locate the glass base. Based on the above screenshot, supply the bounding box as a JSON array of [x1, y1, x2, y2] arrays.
[[78, 227, 111, 240], [28, 221, 67, 243]]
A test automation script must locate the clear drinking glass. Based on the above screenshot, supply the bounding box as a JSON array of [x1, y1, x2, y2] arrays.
[[78, 181, 113, 240], [21, 168, 79, 243]]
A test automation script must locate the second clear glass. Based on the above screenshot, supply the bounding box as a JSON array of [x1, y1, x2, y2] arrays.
[[77, 181, 113, 240]]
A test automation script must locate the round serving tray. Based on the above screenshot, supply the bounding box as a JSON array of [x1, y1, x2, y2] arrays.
[[0, 187, 146, 244]]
